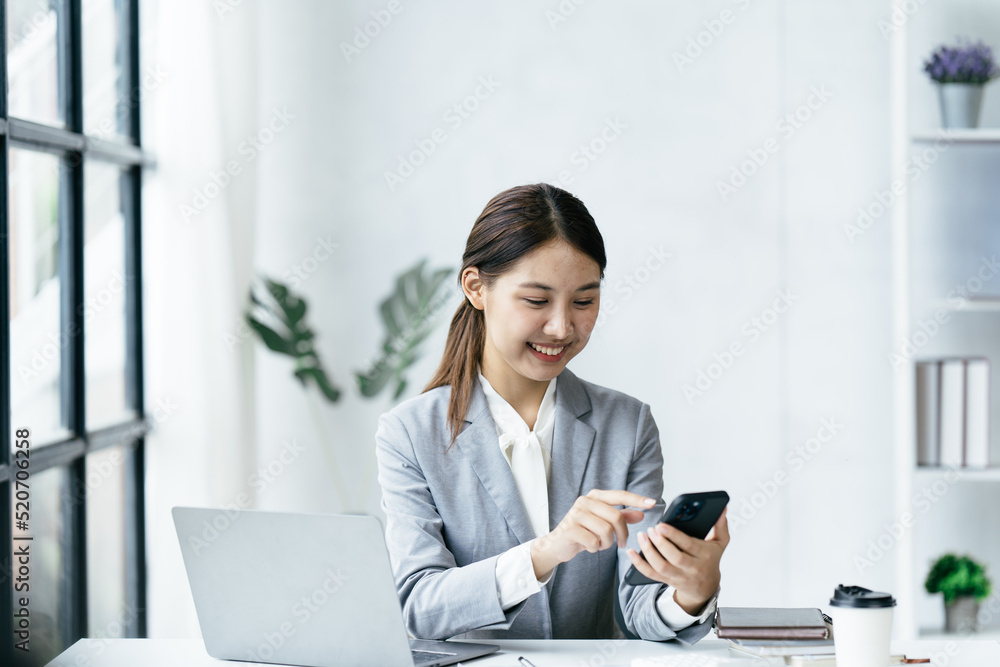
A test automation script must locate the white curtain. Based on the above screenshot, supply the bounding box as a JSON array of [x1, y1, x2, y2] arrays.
[[139, 0, 259, 638]]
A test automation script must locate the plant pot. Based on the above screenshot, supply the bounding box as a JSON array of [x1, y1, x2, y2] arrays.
[[936, 83, 985, 129], [944, 596, 980, 633]]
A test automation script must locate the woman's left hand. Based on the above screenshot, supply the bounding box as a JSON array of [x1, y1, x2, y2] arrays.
[[626, 507, 730, 615]]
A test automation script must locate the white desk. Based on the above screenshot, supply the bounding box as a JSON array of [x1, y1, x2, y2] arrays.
[[44, 636, 1000, 666]]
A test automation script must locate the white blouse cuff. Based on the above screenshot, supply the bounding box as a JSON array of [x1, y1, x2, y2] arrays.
[[494, 539, 551, 610]]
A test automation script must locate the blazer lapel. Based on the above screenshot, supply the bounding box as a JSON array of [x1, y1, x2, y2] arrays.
[[454, 367, 596, 548], [455, 378, 537, 545], [547, 368, 596, 539]]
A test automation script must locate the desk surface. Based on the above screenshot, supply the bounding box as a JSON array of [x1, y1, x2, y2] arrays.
[[44, 637, 1000, 666]]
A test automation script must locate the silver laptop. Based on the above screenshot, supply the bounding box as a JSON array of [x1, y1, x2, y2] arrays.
[[172, 507, 500, 667]]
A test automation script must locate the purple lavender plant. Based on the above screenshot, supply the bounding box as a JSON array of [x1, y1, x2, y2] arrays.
[[924, 39, 1000, 84]]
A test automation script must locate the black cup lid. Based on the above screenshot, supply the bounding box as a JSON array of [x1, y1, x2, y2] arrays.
[[829, 584, 897, 608]]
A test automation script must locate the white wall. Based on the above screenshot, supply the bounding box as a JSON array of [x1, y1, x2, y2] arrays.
[[250, 0, 896, 614], [141, 0, 1000, 639]]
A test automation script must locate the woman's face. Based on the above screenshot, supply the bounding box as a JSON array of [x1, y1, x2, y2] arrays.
[[464, 239, 602, 387]]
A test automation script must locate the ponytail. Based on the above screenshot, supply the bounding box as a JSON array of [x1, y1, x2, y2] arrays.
[[423, 298, 486, 448]]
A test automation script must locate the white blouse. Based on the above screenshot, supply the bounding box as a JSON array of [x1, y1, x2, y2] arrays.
[[477, 373, 715, 631]]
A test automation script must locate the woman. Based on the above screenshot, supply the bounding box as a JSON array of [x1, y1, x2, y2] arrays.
[[374, 183, 728, 642]]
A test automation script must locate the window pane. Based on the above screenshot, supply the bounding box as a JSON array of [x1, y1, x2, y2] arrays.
[[12, 465, 71, 663], [9, 148, 70, 445], [83, 0, 128, 138], [85, 163, 131, 427], [8, 0, 67, 125], [86, 446, 130, 638]]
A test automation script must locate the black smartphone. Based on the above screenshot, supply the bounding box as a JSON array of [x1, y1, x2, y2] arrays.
[[623, 490, 729, 586]]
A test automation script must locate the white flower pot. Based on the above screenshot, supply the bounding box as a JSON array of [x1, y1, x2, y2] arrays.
[[937, 83, 985, 129]]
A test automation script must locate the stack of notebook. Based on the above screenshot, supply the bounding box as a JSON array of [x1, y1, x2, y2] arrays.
[[716, 607, 836, 662]]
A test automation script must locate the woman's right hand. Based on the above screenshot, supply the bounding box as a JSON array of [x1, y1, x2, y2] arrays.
[[529, 489, 655, 580]]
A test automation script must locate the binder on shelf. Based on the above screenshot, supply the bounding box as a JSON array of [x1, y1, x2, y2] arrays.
[[938, 359, 966, 468], [916, 360, 941, 466], [965, 358, 991, 468], [916, 356, 992, 470]]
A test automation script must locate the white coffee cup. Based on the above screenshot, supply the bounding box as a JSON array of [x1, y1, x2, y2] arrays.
[[828, 584, 896, 667]]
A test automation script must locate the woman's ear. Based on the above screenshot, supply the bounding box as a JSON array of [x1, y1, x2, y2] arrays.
[[461, 267, 486, 310]]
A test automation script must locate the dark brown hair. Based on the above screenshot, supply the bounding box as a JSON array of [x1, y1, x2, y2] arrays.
[[422, 183, 607, 448]]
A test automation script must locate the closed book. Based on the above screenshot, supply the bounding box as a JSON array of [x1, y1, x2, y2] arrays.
[[965, 358, 990, 468], [939, 359, 966, 467], [916, 360, 941, 466], [716, 607, 829, 640]]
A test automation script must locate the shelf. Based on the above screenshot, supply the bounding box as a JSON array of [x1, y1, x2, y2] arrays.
[[920, 627, 1000, 641], [914, 467, 1000, 482], [924, 297, 1000, 313], [912, 129, 1000, 143]]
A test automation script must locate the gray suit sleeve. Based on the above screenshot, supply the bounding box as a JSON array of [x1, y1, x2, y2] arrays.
[[375, 412, 531, 640], [615, 403, 715, 644]]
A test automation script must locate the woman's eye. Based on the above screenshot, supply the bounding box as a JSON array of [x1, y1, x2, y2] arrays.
[[524, 298, 595, 307]]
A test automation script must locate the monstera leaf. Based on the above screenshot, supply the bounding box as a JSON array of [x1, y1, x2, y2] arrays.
[[356, 259, 453, 400], [246, 275, 341, 402]]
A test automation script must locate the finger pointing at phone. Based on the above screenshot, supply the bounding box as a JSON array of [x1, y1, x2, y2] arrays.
[[529, 489, 655, 581]]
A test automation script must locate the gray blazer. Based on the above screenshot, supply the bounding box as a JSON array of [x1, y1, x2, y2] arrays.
[[374, 367, 713, 643]]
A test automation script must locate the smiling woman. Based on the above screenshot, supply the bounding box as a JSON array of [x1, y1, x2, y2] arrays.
[[373, 183, 729, 642]]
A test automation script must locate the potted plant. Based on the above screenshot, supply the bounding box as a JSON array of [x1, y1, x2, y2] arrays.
[[924, 553, 992, 633], [923, 38, 1000, 129], [244, 259, 453, 512]]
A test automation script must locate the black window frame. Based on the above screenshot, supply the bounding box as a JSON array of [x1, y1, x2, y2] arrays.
[[1, 0, 151, 663]]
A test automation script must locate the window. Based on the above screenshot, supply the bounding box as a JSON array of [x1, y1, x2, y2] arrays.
[[2, 0, 148, 663]]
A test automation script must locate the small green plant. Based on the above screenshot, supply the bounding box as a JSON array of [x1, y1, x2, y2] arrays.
[[246, 276, 342, 402], [925, 554, 992, 604], [246, 259, 453, 403], [354, 259, 453, 400]]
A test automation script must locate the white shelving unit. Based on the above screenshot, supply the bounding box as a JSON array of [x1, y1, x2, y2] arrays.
[[914, 467, 1000, 483], [911, 129, 1000, 143], [890, 2, 1000, 641]]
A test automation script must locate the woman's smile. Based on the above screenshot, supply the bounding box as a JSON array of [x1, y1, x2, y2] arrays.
[[527, 341, 569, 362]]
